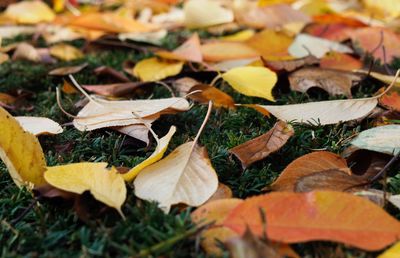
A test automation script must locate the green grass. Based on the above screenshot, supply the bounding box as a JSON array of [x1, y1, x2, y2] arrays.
[[0, 33, 399, 257]]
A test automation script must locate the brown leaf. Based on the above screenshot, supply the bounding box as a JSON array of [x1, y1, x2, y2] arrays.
[[93, 66, 131, 83], [289, 68, 363, 98], [188, 84, 235, 108], [82, 82, 143, 97], [172, 77, 200, 96], [206, 183, 233, 203], [294, 169, 367, 193], [262, 55, 319, 73], [230, 121, 294, 169], [270, 151, 351, 191], [48, 63, 88, 76]]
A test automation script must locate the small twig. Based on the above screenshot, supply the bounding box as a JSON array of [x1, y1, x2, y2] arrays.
[[369, 151, 400, 183]]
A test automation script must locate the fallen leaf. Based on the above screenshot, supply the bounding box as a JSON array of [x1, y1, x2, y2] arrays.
[[245, 29, 293, 58], [206, 183, 233, 203], [230, 121, 294, 169], [188, 84, 235, 108], [380, 91, 400, 111], [156, 33, 202, 63], [48, 63, 88, 76], [73, 96, 189, 131], [114, 124, 150, 145], [134, 103, 218, 212], [378, 241, 400, 258], [262, 55, 319, 73], [351, 27, 400, 63], [270, 151, 351, 191], [289, 68, 363, 98], [0, 106, 46, 187], [363, 0, 400, 20], [360, 71, 400, 88], [289, 33, 353, 58], [5, 0, 55, 24], [351, 125, 400, 155], [222, 66, 277, 101], [223, 191, 400, 251], [133, 57, 184, 82], [172, 77, 200, 96], [304, 23, 355, 42], [0, 92, 16, 105], [44, 162, 126, 216], [49, 43, 83, 61], [12, 42, 40, 62], [320, 52, 363, 71], [294, 169, 367, 192], [119, 29, 167, 45], [82, 82, 143, 97], [201, 41, 259, 62], [15, 117, 63, 136], [183, 0, 234, 28], [122, 126, 176, 182]]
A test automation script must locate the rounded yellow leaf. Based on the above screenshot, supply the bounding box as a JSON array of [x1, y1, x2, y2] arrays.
[[49, 44, 84, 61], [45, 162, 127, 215], [222, 66, 277, 101], [133, 57, 184, 82], [0, 107, 46, 187], [5, 1, 55, 24]]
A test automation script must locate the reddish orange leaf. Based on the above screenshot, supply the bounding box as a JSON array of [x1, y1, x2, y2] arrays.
[[304, 23, 355, 41], [188, 84, 235, 108], [351, 27, 400, 63], [313, 14, 366, 27], [223, 191, 400, 251], [156, 33, 203, 63], [380, 91, 400, 112]]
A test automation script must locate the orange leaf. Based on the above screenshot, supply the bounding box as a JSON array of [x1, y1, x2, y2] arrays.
[[245, 29, 293, 58], [201, 41, 259, 62], [156, 33, 202, 63], [380, 91, 400, 112], [270, 151, 351, 191], [223, 191, 400, 251], [320, 52, 363, 71], [188, 84, 235, 108]]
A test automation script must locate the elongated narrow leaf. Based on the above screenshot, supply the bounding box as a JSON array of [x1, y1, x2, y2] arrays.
[[224, 191, 400, 251]]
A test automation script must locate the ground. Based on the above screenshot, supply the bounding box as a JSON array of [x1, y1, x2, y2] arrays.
[[1, 32, 400, 257]]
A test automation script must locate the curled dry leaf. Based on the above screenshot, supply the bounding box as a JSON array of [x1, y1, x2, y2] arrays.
[[230, 121, 294, 169], [15, 117, 63, 136], [183, 0, 234, 28], [0, 106, 46, 187], [82, 82, 143, 97], [44, 162, 126, 216], [201, 41, 259, 62], [48, 63, 88, 76], [122, 126, 176, 181], [188, 84, 235, 108], [133, 57, 184, 82], [156, 33, 202, 63], [73, 96, 189, 131], [288, 68, 363, 98], [223, 191, 400, 251], [289, 34, 353, 58], [134, 103, 218, 212], [114, 124, 150, 145], [270, 151, 351, 192], [222, 66, 277, 101], [262, 55, 319, 73], [351, 125, 400, 155]]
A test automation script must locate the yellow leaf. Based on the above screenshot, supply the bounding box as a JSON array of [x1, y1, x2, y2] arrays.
[[222, 67, 277, 101], [49, 44, 84, 61], [133, 57, 184, 82], [379, 242, 400, 258], [0, 106, 46, 187], [258, 0, 295, 7], [183, 0, 234, 28], [363, 0, 400, 19], [44, 162, 127, 215], [122, 126, 176, 182], [5, 1, 55, 24], [219, 30, 255, 42]]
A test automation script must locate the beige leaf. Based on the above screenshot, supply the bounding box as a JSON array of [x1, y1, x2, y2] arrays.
[[5, 1, 55, 24], [12, 43, 40, 62], [73, 96, 189, 131], [16, 117, 63, 136], [183, 0, 234, 28], [114, 124, 150, 145]]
